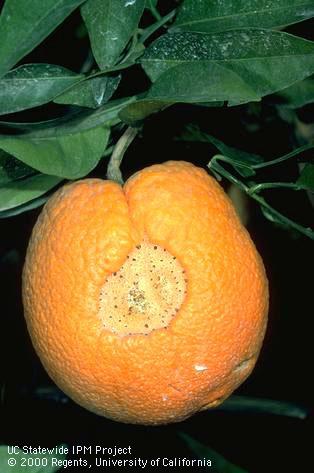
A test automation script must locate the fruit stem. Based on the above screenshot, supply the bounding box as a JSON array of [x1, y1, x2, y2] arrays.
[[107, 127, 138, 184]]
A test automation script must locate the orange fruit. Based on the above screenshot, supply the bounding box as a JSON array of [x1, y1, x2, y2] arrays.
[[22, 161, 268, 425]]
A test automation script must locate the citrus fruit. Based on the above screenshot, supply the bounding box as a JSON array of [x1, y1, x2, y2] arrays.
[[22, 161, 268, 425]]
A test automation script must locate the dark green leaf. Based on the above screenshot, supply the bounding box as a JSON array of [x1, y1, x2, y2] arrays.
[[0, 444, 66, 472], [278, 76, 314, 108], [0, 14, 135, 180], [0, 174, 62, 212], [0, 195, 49, 218], [0, 0, 86, 79], [0, 93, 130, 179], [0, 97, 136, 178], [0, 150, 36, 185], [81, 0, 145, 69], [212, 395, 308, 419], [173, 0, 314, 33], [297, 163, 314, 191], [145, 62, 259, 105], [0, 96, 134, 135], [142, 30, 314, 100], [0, 126, 110, 179], [0, 64, 83, 116], [179, 433, 249, 473], [181, 125, 263, 176], [54, 75, 121, 108]]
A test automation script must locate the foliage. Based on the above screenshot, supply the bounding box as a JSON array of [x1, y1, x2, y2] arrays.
[[0, 0, 313, 236]]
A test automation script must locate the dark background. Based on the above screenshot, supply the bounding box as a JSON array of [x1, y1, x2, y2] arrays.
[[0, 3, 313, 472]]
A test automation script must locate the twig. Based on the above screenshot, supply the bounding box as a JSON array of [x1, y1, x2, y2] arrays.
[[208, 155, 314, 240], [252, 143, 314, 170]]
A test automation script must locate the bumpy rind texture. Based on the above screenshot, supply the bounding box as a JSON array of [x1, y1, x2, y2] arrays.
[[23, 161, 268, 425]]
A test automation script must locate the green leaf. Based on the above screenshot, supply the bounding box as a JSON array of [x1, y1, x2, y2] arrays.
[[0, 96, 134, 134], [0, 97, 134, 177], [0, 150, 36, 185], [278, 76, 314, 108], [297, 164, 314, 191], [212, 395, 309, 419], [179, 433, 249, 473], [180, 125, 263, 176], [0, 445, 66, 472], [146, 62, 259, 105], [54, 75, 121, 108], [0, 0, 86, 79], [141, 30, 314, 101], [81, 0, 145, 69], [0, 64, 83, 116], [0, 195, 49, 218], [0, 126, 110, 179], [0, 95, 129, 179], [173, 0, 314, 33], [0, 174, 62, 211]]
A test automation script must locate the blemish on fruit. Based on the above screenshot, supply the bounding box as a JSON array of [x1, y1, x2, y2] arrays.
[[99, 241, 187, 335]]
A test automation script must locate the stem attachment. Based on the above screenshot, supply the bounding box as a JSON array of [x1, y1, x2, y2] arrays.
[[107, 127, 138, 184]]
